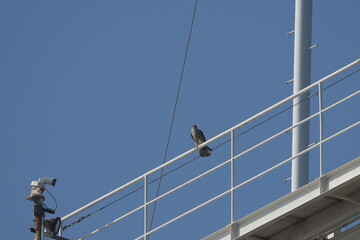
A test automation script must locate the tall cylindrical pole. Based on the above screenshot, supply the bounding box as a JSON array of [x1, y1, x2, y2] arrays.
[[291, 0, 313, 191], [34, 202, 45, 240]]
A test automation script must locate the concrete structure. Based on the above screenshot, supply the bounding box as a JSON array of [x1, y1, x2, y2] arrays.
[[204, 157, 360, 240]]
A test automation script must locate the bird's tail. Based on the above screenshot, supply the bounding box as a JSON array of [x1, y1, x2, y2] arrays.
[[199, 146, 212, 157]]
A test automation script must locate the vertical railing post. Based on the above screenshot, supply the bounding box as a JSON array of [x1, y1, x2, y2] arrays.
[[144, 175, 148, 240], [318, 83, 324, 177], [230, 130, 235, 223]]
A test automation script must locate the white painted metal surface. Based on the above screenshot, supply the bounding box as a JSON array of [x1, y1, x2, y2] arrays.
[[292, 0, 313, 192], [59, 59, 360, 240]]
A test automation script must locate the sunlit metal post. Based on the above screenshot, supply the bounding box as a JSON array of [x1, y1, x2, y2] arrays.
[[292, 0, 313, 191], [144, 176, 148, 240], [230, 130, 236, 239], [318, 83, 324, 176], [230, 130, 235, 223]]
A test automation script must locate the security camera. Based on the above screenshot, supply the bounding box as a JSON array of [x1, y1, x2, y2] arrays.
[[42, 177, 57, 187], [27, 177, 57, 202]]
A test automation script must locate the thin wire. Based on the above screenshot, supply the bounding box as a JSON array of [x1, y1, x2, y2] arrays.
[[63, 68, 359, 231], [323, 68, 360, 91], [63, 156, 201, 231], [148, 0, 199, 236], [45, 188, 58, 211]]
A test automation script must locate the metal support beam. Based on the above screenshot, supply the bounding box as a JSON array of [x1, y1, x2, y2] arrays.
[[246, 236, 265, 240], [292, 0, 313, 191], [268, 191, 360, 240], [329, 194, 360, 205]]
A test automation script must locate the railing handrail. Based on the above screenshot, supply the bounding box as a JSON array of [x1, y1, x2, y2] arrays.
[[60, 59, 360, 240]]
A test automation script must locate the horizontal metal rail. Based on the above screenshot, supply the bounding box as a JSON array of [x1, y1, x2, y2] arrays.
[[231, 89, 359, 163], [232, 121, 359, 194], [59, 59, 360, 239], [79, 205, 144, 239]]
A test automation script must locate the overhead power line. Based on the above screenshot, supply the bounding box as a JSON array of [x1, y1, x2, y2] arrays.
[[148, 0, 200, 236]]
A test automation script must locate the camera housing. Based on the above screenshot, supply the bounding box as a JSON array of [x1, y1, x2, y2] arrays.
[[42, 177, 57, 187]]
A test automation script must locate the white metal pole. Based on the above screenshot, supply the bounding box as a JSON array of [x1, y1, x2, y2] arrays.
[[230, 130, 236, 239], [144, 176, 148, 240], [318, 83, 324, 176], [292, 0, 313, 191], [230, 130, 235, 223]]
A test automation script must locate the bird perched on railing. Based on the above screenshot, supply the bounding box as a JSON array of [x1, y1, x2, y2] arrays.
[[191, 125, 212, 157]]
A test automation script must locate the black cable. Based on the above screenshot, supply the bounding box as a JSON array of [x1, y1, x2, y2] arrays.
[[323, 68, 360, 91], [45, 188, 58, 211], [63, 68, 359, 231], [63, 155, 201, 231], [148, 0, 199, 236]]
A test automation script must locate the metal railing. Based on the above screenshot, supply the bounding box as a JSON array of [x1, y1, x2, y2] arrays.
[[60, 59, 360, 240]]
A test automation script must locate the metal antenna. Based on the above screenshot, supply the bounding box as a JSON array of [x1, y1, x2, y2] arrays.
[[291, 0, 313, 191]]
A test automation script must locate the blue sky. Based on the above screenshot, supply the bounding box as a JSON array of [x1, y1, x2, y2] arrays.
[[0, 0, 359, 239]]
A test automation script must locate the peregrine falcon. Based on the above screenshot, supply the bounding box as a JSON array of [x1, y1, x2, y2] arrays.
[[191, 125, 212, 157]]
